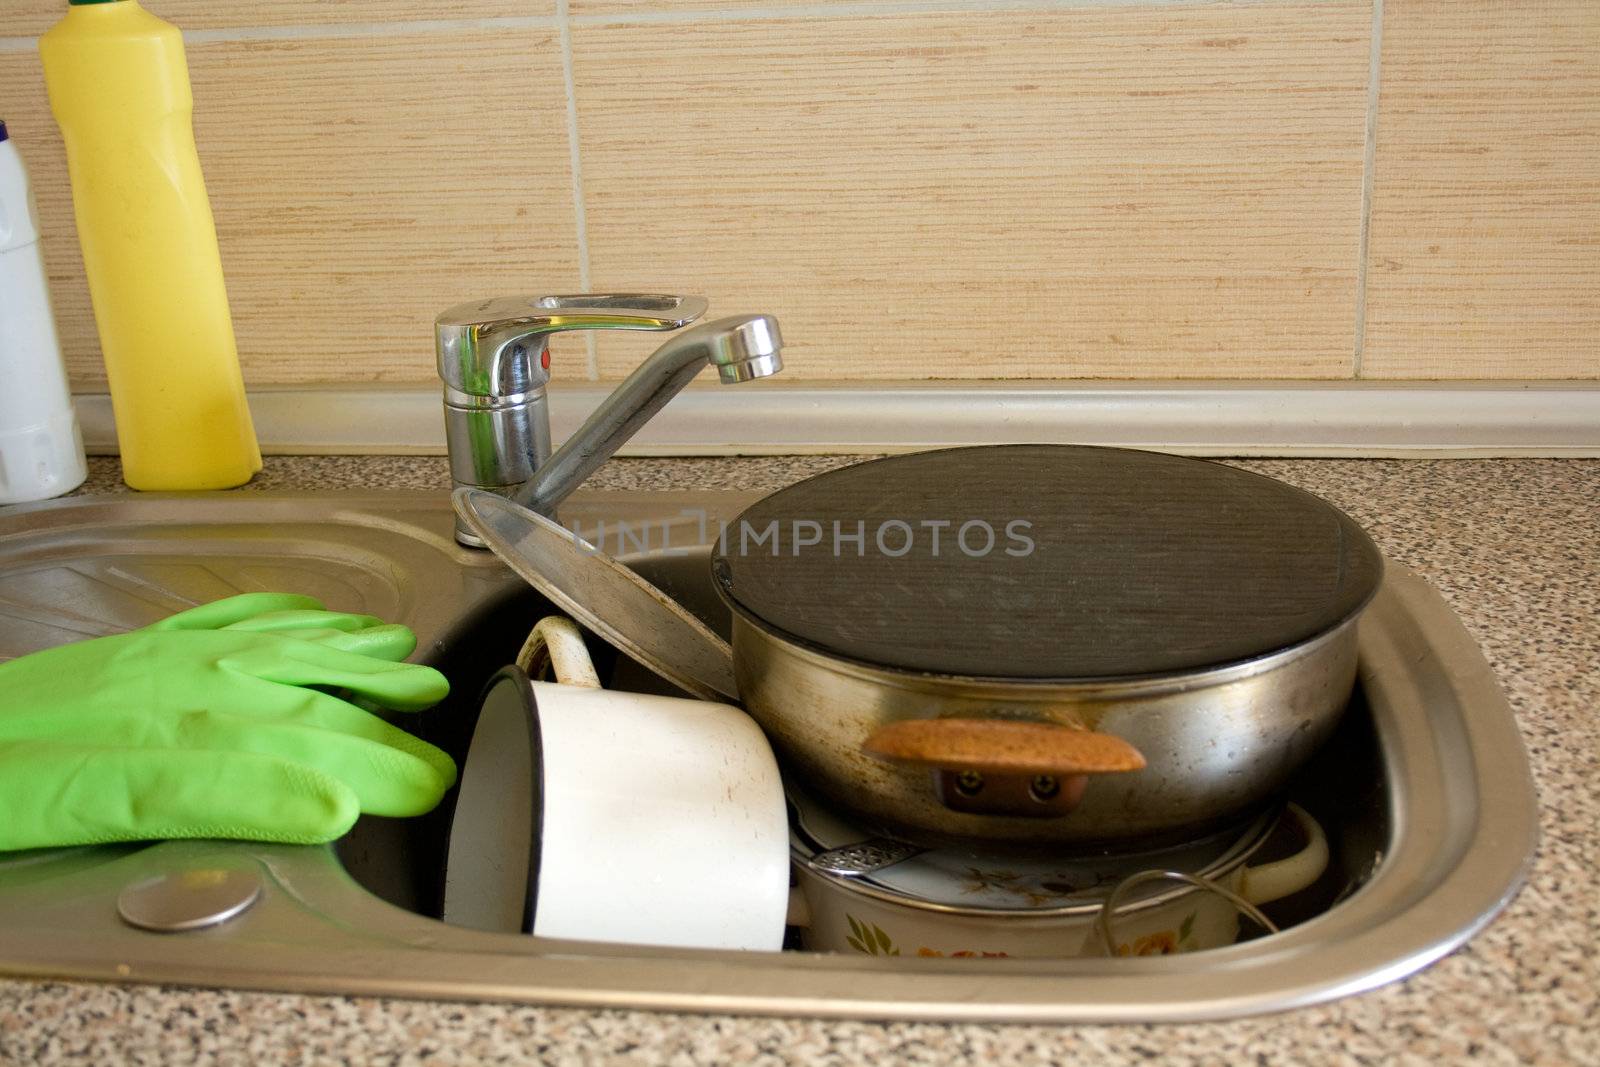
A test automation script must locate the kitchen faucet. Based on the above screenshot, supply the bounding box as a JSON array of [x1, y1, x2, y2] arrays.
[[436, 295, 783, 546]]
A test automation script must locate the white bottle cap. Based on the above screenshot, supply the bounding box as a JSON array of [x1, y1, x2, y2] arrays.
[[0, 406, 88, 504]]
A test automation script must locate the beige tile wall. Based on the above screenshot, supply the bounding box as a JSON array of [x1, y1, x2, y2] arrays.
[[2, 27, 581, 389], [1, 0, 1595, 388], [576, 4, 1370, 379], [1363, 0, 1600, 378]]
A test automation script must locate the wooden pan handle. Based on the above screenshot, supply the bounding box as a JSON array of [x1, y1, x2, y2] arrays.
[[862, 718, 1146, 776]]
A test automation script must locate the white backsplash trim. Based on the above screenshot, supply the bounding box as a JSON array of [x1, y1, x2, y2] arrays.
[[73, 381, 1600, 458]]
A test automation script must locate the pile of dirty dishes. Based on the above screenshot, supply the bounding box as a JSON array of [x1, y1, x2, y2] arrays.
[[445, 445, 1379, 954]]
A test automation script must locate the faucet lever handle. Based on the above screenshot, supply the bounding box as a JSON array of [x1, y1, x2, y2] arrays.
[[436, 294, 709, 397]]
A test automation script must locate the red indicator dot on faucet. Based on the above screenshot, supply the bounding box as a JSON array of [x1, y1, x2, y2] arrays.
[[541, 348, 551, 370]]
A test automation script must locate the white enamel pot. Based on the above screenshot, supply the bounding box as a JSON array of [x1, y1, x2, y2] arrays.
[[788, 803, 1328, 959], [443, 616, 791, 951]]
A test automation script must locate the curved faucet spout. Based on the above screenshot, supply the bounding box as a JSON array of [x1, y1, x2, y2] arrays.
[[512, 314, 783, 517]]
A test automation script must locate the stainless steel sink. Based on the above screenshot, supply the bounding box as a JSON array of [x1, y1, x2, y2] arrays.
[[0, 491, 1537, 1022]]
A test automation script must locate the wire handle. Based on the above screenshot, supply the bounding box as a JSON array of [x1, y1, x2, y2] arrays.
[[1094, 869, 1279, 957]]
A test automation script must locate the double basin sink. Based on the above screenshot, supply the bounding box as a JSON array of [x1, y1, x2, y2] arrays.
[[0, 491, 1537, 1021]]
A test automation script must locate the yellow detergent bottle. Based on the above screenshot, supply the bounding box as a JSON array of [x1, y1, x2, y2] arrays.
[[40, 0, 260, 490]]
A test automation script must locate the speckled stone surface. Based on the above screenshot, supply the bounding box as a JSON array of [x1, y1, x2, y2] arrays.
[[4, 455, 1597, 1065]]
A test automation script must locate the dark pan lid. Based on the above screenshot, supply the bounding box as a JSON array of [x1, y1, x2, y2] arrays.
[[712, 446, 1383, 679]]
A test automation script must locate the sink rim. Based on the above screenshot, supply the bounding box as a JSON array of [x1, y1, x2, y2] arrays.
[[0, 491, 1537, 1022]]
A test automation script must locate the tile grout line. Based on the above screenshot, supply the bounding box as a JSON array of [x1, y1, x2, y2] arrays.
[[1351, 0, 1384, 380], [182, 17, 560, 43], [3, 17, 558, 50], [556, 0, 599, 382], [567, 0, 1332, 25], [0, 0, 1345, 49]]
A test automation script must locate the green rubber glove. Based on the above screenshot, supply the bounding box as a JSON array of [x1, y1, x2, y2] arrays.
[[0, 592, 454, 851]]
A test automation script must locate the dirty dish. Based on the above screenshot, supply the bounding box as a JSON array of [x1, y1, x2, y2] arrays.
[[786, 778, 1328, 959], [442, 616, 788, 951]]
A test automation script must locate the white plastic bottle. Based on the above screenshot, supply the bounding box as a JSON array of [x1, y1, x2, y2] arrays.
[[0, 120, 87, 504]]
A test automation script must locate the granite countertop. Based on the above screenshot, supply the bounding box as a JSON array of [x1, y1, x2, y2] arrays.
[[3, 455, 1596, 1065]]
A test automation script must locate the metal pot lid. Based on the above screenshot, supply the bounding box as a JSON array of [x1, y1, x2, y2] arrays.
[[788, 778, 1275, 915], [713, 446, 1382, 679], [455, 489, 740, 702]]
